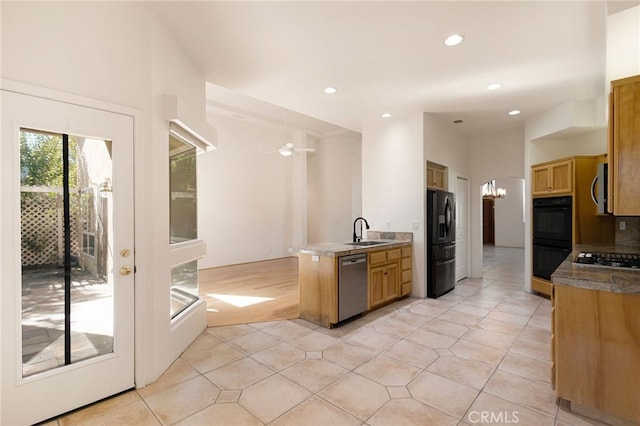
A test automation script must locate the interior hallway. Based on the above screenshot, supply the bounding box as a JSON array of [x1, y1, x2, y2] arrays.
[[45, 247, 599, 426]]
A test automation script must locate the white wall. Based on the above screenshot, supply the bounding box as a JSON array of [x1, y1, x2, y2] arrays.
[[423, 114, 471, 193], [606, 5, 640, 83], [529, 129, 607, 165], [469, 128, 525, 276], [362, 113, 426, 296], [423, 114, 472, 285], [362, 112, 473, 299], [1, 1, 209, 401], [198, 114, 295, 268], [307, 131, 362, 243], [493, 177, 525, 248], [148, 13, 209, 385]]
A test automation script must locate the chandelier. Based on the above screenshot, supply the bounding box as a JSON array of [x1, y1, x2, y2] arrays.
[[482, 180, 506, 199]]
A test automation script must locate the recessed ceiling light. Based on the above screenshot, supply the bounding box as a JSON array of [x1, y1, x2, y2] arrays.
[[444, 34, 464, 46], [381, 113, 392, 118], [508, 110, 521, 116], [487, 83, 502, 90], [324, 87, 337, 94]]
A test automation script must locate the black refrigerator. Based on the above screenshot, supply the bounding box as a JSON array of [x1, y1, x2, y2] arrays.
[[427, 189, 456, 298]]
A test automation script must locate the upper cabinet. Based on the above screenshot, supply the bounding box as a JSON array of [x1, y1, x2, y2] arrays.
[[531, 159, 573, 196], [608, 74, 640, 215], [426, 161, 446, 190]]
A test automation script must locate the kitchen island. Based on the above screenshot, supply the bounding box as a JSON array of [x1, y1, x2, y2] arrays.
[[551, 246, 640, 424], [294, 233, 412, 328]]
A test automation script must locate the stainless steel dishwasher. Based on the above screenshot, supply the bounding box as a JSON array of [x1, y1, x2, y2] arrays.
[[338, 253, 368, 322]]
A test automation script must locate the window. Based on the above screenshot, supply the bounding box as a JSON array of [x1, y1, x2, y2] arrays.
[[169, 134, 199, 316], [169, 135, 197, 244], [170, 260, 199, 319]]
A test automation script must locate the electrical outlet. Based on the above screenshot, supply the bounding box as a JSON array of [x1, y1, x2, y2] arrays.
[[620, 221, 626, 231], [412, 220, 419, 230], [386, 220, 391, 229]]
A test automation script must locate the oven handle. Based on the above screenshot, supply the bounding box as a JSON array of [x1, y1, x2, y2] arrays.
[[590, 174, 598, 206]]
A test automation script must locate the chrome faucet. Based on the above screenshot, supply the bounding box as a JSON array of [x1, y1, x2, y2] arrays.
[[352, 217, 370, 242]]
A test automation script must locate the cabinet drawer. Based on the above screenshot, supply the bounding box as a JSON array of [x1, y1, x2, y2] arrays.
[[401, 269, 411, 283], [369, 251, 388, 265], [401, 247, 412, 257], [369, 248, 401, 265], [401, 257, 412, 270], [401, 282, 411, 296], [387, 249, 401, 261]]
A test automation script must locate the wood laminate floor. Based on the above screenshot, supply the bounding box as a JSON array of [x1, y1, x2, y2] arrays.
[[199, 257, 300, 327]]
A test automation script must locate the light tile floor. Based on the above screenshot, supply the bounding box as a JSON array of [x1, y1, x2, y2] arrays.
[[49, 247, 607, 425]]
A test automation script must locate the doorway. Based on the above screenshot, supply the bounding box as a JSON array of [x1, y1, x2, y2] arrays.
[[455, 176, 469, 282], [483, 198, 495, 245], [1, 91, 135, 425]]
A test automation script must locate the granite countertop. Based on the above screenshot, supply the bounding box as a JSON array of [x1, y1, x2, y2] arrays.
[[291, 231, 413, 257], [551, 244, 640, 295], [292, 239, 411, 257]]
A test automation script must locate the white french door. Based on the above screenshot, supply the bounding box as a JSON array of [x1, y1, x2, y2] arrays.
[[1, 91, 135, 425]]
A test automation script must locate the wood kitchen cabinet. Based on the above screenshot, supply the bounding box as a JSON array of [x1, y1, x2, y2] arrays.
[[298, 254, 338, 328], [369, 263, 398, 308], [298, 243, 412, 328], [400, 246, 412, 296], [368, 248, 401, 309], [426, 161, 446, 190], [553, 285, 640, 424], [608, 74, 640, 215], [531, 159, 572, 196], [530, 156, 615, 297]]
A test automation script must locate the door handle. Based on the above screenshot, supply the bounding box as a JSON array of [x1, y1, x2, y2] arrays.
[[120, 266, 133, 276], [590, 175, 598, 207]]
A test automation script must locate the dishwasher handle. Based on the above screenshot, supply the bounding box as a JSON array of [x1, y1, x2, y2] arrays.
[[341, 256, 367, 266]]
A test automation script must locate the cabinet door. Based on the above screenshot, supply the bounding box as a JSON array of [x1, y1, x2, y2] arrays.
[[532, 166, 551, 195], [382, 263, 399, 301], [549, 160, 572, 194], [532, 161, 572, 196], [611, 77, 640, 215], [427, 165, 445, 190], [369, 262, 399, 308], [426, 167, 435, 189], [369, 266, 385, 308]]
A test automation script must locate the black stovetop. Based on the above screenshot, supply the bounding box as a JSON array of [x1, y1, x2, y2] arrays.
[[575, 252, 640, 269]]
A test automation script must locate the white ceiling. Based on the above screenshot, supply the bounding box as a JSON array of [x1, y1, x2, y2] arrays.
[[148, 1, 638, 137]]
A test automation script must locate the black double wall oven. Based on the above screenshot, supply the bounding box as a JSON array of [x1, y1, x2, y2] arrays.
[[532, 196, 572, 281]]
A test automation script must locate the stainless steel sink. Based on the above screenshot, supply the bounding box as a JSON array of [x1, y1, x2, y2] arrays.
[[345, 241, 387, 246]]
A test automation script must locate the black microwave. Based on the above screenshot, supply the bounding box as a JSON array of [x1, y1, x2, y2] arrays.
[[591, 162, 608, 214]]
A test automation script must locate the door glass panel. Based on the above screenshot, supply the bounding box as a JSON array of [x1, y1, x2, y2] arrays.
[[20, 129, 114, 377], [169, 135, 197, 244]]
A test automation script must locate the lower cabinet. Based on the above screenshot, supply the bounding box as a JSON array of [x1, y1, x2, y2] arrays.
[[401, 246, 412, 296], [369, 262, 398, 308], [368, 248, 401, 309], [554, 285, 640, 424], [298, 244, 412, 328]]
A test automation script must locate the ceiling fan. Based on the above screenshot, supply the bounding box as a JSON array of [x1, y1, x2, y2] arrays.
[[277, 142, 315, 156]]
